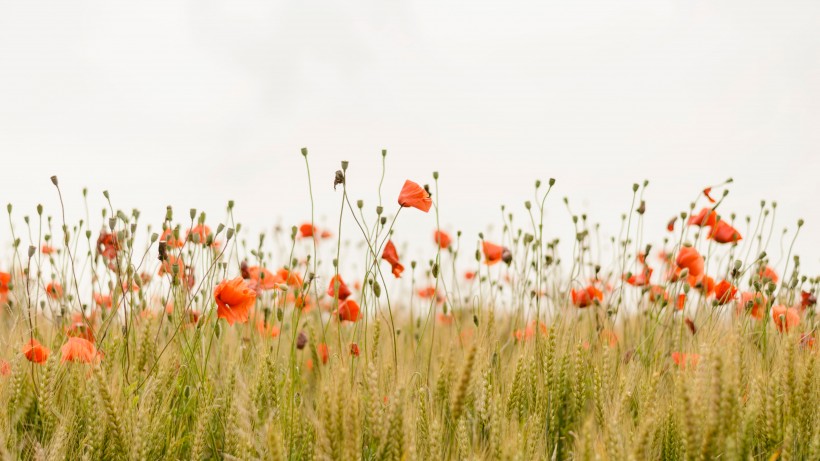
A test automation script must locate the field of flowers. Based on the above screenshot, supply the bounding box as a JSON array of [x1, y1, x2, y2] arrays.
[[0, 150, 818, 460]]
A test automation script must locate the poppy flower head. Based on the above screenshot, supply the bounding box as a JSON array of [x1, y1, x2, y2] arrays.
[[434, 230, 452, 250], [666, 217, 677, 232], [758, 266, 778, 284], [317, 343, 329, 364], [276, 268, 304, 290], [801, 291, 817, 309], [687, 208, 718, 228], [672, 352, 700, 369], [0, 360, 10, 377], [482, 241, 504, 266], [771, 305, 800, 333], [96, 231, 119, 260], [22, 338, 50, 364], [708, 220, 742, 244], [397, 180, 432, 212], [46, 282, 63, 300], [298, 223, 316, 238], [437, 313, 454, 325], [675, 246, 704, 278], [60, 337, 97, 364], [381, 240, 404, 278], [186, 225, 213, 246], [739, 292, 766, 320], [214, 277, 257, 325], [327, 275, 351, 301], [93, 292, 113, 309], [41, 245, 55, 255], [349, 343, 360, 357], [337, 299, 361, 322], [160, 228, 184, 248], [571, 285, 603, 308], [703, 187, 716, 203], [0, 271, 11, 304], [247, 266, 281, 291], [66, 322, 95, 343], [713, 280, 737, 305], [625, 267, 653, 287]]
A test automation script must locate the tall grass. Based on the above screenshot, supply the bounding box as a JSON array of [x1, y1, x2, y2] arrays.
[[0, 152, 817, 460]]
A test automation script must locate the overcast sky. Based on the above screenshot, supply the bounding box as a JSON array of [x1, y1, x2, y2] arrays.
[[1, 1, 818, 276]]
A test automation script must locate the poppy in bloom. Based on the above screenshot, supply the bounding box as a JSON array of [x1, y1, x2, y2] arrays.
[[317, 343, 329, 364], [298, 223, 316, 238], [708, 220, 742, 244], [671, 352, 700, 369], [771, 305, 800, 333], [436, 313, 454, 325], [66, 322, 95, 343], [685, 317, 697, 335], [320, 229, 333, 239], [703, 187, 716, 203], [327, 275, 351, 301], [160, 228, 184, 248], [677, 293, 687, 311], [758, 266, 778, 284], [801, 291, 817, 309], [417, 286, 437, 299], [464, 271, 476, 280], [349, 343, 360, 357], [255, 319, 281, 338], [276, 268, 304, 290], [713, 280, 737, 305], [60, 337, 97, 364], [397, 180, 432, 212], [625, 267, 653, 287], [0, 271, 10, 304], [22, 338, 50, 364], [381, 240, 404, 278], [482, 241, 504, 266], [695, 275, 716, 297], [600, 329, 618, 347], [186, 225, 212, 245], [738, 292, 766, 320], [93, 292, 112, 309], [96, 231, 119, 260], [514, 320, 548, 341], [571, 285, 603, 308], [675, 246, 704, 278], [247, 266, 281, 291], [214, 277, 257, 325], [46, 282, 63, 300], [648, 285, 669, 304], [41, 245, 55, 255], [0, 360, 10, 377], [800, 334, 816, 350], [337, 299, 361, 322], [687, 208, 718, 228], [433, 230, 452, 249]]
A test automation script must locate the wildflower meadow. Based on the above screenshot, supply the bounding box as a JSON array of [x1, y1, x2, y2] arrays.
[[0, 150, 818, 461]]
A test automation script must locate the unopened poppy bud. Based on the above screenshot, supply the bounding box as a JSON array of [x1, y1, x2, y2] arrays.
[[381, 149, 387, 157], [277, 308, 284, 321], [357, 200, 363, 209], [797, 219, 804, 227], [28, 246, 35, 258], [36, 204, 43, 215], [502, 247, 512, 265], [442, 303, 448, 315], [198, 212, 206, 224], [410, 260, 417, 269], [50, 176, 58, 186], [734, 260, 742, 270], [6, 204, 11, 214], [632, 183, 639, 192], [85, 230, 91, 239], [475, 250, 480, 261], [373, 281, 381, 297], [108, 218, 116, 231], [214, 322, 221, 338], [759, 251, 767, 259], [150, 233, 158, 243], [301, 147, 308, 156], [226, 228, 235, 240], [535, 179, 541, 188], [478, 232, 484, 239], [376, 206, 383, 215], [341, 160, 349, 171], [473, 314, 479, 326], [643, 179, 649, 187], [679, 268, 689, 279], [380, 217, 387, 226], [432, 171, 439, 180], [524, 201, 531, 210], [683, 283, 690, 294], [771, 201, 777, 208], [432, 263, 439, 278]]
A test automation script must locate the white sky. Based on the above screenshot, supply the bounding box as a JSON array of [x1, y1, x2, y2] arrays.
[[1, 1, 818, 276]]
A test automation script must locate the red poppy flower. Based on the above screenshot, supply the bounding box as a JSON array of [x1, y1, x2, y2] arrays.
[[320, 229, 333, 239], [298, 223, 316, 238], [464, 271, 476, 280], [397, 180, 432, 212], [60, 337, 97, 364], [0, 271, 10, 304], [22, 338, 50, 364], [514, 320, 548, 341], [571, 285, 603, 308], [436, 313, 454, 325], [738, 292, 766, 320], [771, 305, 800, 333], [46, 282, 63, 300], [160, 228, 183, 248], [93, 292, 112, 309], [276, 268, 304, 290], [349, 343, 360, 357], [687, 208, 718, 228], [382, 240, 404, 278], [648, 285, 669, 304], [434, 230, 452, 249], [713, 280, 737, 304], [801, 291, 817, 309], [708, 220, 742, 244], [247, 266, 281, 291], [625, 267, 653, 287], [66, 322, 95, 343], [96, 231, 119, 260], [703, 187, 716, 203], [337, 299, 361, 322], [317, 343, 329, 364], [417, 286, 437, 299], [697, 275, 716, 296], [666, 217, 677, 232], [677, 293, 687, 311], [758, 266, 778, 284], [0, 360, 10, 376], [214, 277, 257, 325], [672, 352, 700, 369], [327, 275, 351, 300], [255, 319, 281, 338], [41, 245, 55, 255], [158, 255, 185, 282], [675, 246, 704, 278], [482, 241, 504, 266], [186, 225, 212, 245]]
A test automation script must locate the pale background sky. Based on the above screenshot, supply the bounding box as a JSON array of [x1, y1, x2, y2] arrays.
[[1, 1, 818, 276]]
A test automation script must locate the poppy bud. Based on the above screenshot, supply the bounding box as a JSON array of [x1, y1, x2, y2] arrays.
[[798, 219, 804, 227], [227, 200, 234, 210], [473, 314, 479, 327], [380, 217, 387, 226], [381, 149, 387, 157], [376, 206, 383, 216], [27, 246, 35, 258], [431, 263, 439, 278], [549, 178, 556, 186], [632, 183, 639, 192], [373, 281, 381, 297], [216, 223, 225, 235], [524, 201, 531, 210], [432, 171, 439, 180], [301, 147, 308, 156], [277, 308, 284, 321], [535, 180, 541, 188], [50, 176, 59, 186], [6, 204, 11, 214], [36, 204, 43, 215], [214, 322, 221, 338], [296, 331, 307, 350], [636, 201, 646, 215], [165, 206, 173, 221], [357, 200, 363, 209]]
